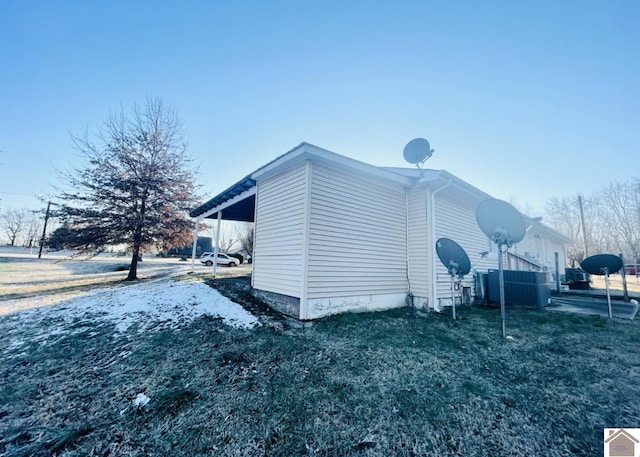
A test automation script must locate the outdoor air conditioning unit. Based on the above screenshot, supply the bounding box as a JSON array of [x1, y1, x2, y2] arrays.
[[574, 271, 587, 281]]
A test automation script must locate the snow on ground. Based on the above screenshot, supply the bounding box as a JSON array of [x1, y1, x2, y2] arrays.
[[2, 279, 259, 353]]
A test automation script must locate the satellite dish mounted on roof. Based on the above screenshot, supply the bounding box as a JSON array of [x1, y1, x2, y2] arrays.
[[436, 238, 471, 320], [403, 138, 434, 176], [581, 254, 624, 319], [476, 199, 526, 338]]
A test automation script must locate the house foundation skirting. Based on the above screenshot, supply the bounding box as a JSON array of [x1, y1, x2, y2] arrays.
[[408, 294, 429, 310], [306, 293, 407, 320], [252, 289, 425, 320], [251, 289, 301, 318]]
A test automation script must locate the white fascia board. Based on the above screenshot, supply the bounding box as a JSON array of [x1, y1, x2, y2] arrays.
[[198, 186, 257, 220], [252, 143, 415, 187], [251, 144, 309, 181]]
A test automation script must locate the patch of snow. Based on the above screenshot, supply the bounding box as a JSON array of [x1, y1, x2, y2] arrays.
[[61, 279, 260, 333], [1, 279, 259, 353]]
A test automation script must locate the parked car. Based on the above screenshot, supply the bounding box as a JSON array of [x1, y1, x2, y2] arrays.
[[624, 264, 639, 276], [200, 252, 239, 267]]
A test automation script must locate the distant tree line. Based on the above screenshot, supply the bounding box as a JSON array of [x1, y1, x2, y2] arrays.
[[0, 207, 43, 248], [544, 177, 640, 266]]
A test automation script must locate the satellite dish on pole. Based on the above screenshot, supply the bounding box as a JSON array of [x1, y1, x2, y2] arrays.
[[476, 199, 526, 338], [581, 254, 623, 318], [403, 138, 434, 175], [476, 199, 526, 248], [436, 238, 471, 320]]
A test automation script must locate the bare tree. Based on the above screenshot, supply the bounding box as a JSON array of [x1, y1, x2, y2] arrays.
[[1, 208, 30, 246], [508, 197, 538, 219], [57, 98, 199, 280], [599, 179, 640, 262], [216, 225, 238, 254], [544, 196, 584, 266], [24, 211, 42, 248], [545, 178, 640, 265], [237, 222, 254, 257]]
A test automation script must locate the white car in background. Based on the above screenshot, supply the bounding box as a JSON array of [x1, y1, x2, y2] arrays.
[[200, 252, 239, 267]]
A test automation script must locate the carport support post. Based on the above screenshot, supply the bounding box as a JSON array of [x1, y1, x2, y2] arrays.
[[190, 218, 200, 273], [212, 211, 222, 278]]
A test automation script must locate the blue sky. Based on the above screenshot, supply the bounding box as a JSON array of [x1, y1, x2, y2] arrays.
[[1, 0, 638, 216]]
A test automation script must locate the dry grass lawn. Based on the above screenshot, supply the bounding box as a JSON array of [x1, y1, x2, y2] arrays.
[[1, 270, 639, 456]]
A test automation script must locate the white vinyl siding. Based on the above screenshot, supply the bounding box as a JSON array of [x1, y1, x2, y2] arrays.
[[514, 231, 566, 274], [306, 163, 408, 299], [434, 194, 495, 303], [252, 163, 307, 298], [513, 232, 543, 265], [544, 240, 566, 274], [407, 186, 430, 299]]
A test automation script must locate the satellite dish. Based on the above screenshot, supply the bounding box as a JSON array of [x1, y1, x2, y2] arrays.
[[403, 138, 434, 165], [436, 238, 471, 277], [580, 254, 624, 319], [475, 199, 526, 338], [436, 238, 470, 320], [580, 254, 623, 276], [476, 199, 526, 247]]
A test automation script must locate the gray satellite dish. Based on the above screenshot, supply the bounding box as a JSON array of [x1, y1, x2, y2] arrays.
[[436, 238, 471, 277], [403, 138, 434, 175], [581, 254, 624, 318], [476, 199, 526, 248], [436, 238, 471, 320], [580, 254, 623, 276], [475, 199, 526, 338]]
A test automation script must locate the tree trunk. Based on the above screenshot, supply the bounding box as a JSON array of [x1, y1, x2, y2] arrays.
[[127, 245, 139, 281], [127, 201, 146, 281]]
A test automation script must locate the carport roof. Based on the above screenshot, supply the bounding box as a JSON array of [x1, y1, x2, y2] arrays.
[[189, 176, 256, 221]]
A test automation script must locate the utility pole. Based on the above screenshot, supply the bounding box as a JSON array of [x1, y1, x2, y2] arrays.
[[38, 201, 53, 259], [578, 195, 588, 259], [620, 253, 629, 302]]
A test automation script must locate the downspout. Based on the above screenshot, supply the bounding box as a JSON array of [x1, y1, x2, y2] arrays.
[[405, 187, 412, 305], [212, 211, 222, 278], [190, 217, 201, 273], [430, 180, 452, 311]]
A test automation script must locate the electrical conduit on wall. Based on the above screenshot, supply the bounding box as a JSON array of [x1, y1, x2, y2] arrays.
[[431, 180, 452, 311]]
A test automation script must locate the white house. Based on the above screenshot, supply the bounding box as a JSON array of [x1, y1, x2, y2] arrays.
[[190, 142, 568, 319]]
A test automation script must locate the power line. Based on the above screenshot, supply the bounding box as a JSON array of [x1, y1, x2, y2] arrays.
[[0, 190, 41, 196]]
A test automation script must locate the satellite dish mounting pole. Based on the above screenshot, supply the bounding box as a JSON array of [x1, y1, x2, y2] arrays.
[[448, 263, 460, 320], [450, 275, 456, 320], [476, 199, 526, 338], [603, 267, 612, 319], [498, 245, 507, 338]]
